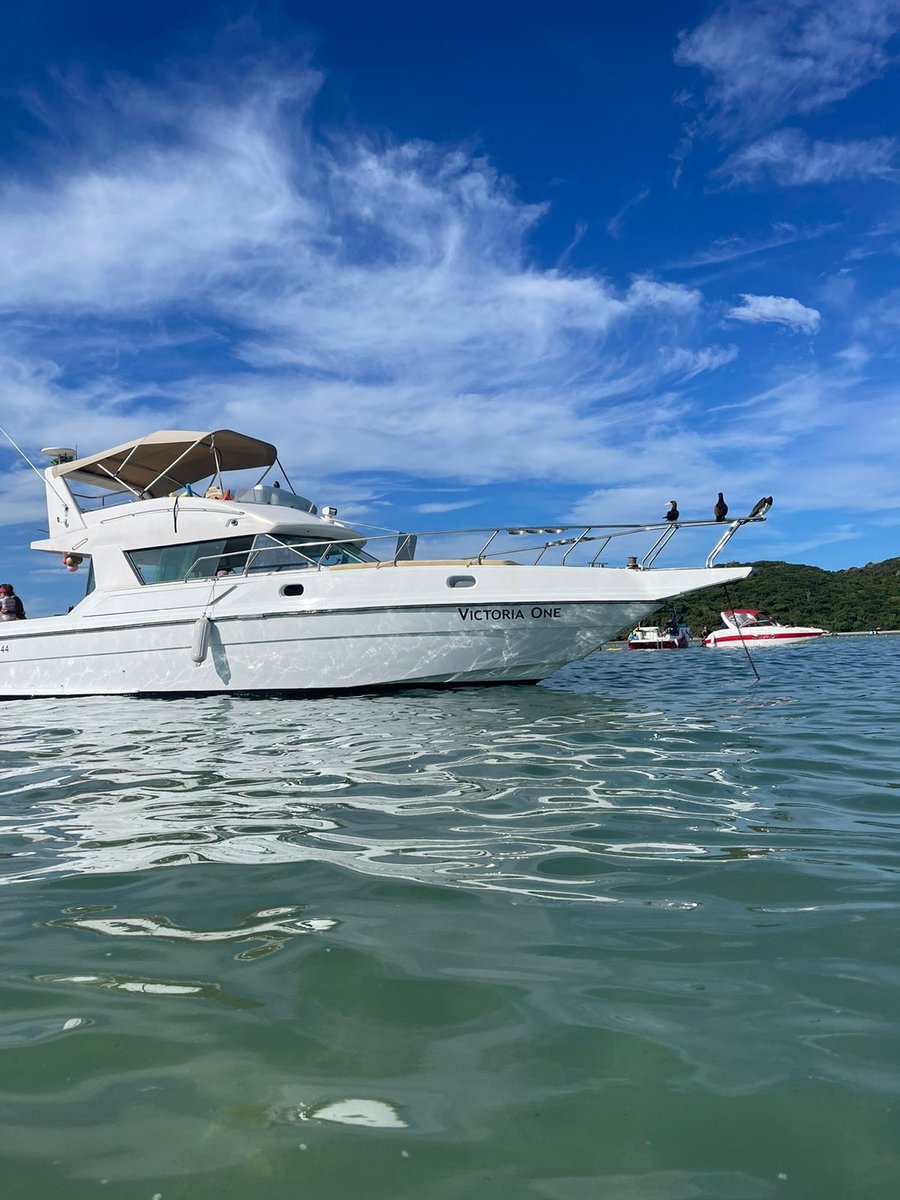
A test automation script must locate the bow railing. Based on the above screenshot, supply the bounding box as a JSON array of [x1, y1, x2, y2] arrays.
[[182, 513, 766, 583]]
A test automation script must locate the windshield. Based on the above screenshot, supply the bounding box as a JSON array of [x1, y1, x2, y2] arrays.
[[247, 534, 379, 572], [731, 612, 776, 628]]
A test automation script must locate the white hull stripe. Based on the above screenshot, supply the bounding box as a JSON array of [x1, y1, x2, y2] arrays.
[[0, 598, 619, 642], [710, 631, 823, 643]]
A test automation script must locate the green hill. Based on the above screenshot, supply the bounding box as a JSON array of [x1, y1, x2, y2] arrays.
[[644, 557, 900, 635]]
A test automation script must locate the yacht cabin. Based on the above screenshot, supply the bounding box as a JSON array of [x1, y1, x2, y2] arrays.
[[33, 429, 373, 597]]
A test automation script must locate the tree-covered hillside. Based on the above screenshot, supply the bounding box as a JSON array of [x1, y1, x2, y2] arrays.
[[644, 557, 900, 635]]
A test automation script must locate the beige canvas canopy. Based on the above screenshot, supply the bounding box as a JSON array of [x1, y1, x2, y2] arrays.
[[51, 430, 278, 498]]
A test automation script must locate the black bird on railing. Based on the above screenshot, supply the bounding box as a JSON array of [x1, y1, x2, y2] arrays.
[[748, 495, 774, 518], [665, 500, 679, 522], [714, 492, 728, 521]]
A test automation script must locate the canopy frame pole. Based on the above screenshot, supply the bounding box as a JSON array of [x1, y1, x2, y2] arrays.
[[275, 457, 298, 496], [93, 461, 142, 498], [143, 436, 207, 497]]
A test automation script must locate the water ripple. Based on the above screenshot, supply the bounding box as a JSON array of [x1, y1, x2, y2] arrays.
[[1, 639, 899, 913]]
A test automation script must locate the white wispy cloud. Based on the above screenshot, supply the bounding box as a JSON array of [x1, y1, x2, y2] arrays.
[[2, 52, 897, 589], [575, 369, 900, 544], [676, 0, 900, 132], [662, 345, 739, 379], [725, 294, 821, 333], [665, 222, 834, 269], [834, 343, 872, 368], [605, 187, 650, 238], [718, 129, 898, 186], [414, 500, 480, 514], [0, 64, 721, 520]]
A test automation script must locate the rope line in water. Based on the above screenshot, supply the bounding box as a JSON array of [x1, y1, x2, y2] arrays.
[[721, 579, 760, 682]]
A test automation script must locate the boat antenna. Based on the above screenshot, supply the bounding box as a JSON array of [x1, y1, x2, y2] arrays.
[[720, 579, 760, 683], [0, 422, 73, 508], [0, 423, 50, 482]]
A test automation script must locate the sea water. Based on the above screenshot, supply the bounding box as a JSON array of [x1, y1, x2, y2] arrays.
[[0, 636, 898, 1199]]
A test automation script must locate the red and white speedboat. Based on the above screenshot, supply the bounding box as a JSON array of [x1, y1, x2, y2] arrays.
[[627, 617, 692, 650], [704, 609, 825, 648]]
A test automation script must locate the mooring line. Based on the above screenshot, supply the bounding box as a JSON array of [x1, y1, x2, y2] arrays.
[[721, 579, 760, 682]]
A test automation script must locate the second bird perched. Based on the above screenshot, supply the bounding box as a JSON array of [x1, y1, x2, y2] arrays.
[[748, 496, 774, 519], [714, 492, 728, 521], [665, 500, 679, 522]]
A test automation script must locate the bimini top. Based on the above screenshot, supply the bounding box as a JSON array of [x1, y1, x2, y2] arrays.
[[51, 430, 278, 498]]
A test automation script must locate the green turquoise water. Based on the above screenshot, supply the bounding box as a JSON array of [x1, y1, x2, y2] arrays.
[[1, 637, 898, 1198]]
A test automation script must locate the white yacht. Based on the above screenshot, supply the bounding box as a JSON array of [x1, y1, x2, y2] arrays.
[[0, 430, 764, 696]]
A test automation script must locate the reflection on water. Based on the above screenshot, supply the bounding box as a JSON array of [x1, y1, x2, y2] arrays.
[[49, 908, 337, 957], [0, 673, 780, 902], [281, 1097, 408, 1129], [2, 641, 899, 910], [1, 639, 900, 1199]]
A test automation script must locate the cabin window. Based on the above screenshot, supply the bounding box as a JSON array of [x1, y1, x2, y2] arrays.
[[128, 536, 255, 584], [247, 534, 378, 572], [276, 534, 377, 567], [128, 533, 377, 584]]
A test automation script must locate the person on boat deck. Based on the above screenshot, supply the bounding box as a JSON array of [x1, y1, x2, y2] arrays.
[[0, 583, 25, 620]]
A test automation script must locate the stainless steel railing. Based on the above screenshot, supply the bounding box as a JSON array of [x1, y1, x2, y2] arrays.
[[181, 513, 766, 583]]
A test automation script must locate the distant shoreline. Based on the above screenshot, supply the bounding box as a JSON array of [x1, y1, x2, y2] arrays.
[[820, 629, 900, 637]]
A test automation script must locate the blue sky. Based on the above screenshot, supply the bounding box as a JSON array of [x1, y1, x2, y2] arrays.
[[1, 0, 899, 613]]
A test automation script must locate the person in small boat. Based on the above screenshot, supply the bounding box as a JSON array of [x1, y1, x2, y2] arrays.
[[665, 500, 679, 522], [0, 583, 25, 620]]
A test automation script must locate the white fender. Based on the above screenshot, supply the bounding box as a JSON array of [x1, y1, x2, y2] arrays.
[[191, 615, 212, 663]]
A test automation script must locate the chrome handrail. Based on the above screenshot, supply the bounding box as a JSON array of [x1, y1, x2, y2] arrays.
[[589, 536, 612, 566], [185, 540, 320, 580], [172, 513, 767, 582], [640, 523, 679, 569], [705, 518, 743, 568], [475, 529, 499, 561]]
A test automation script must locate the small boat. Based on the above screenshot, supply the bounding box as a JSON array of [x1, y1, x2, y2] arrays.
[[627, 617, 692, 650], [0, 429, 772, 696], [704, 609, 825, 648]]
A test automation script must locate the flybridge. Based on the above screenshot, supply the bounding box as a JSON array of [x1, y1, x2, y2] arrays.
[[33, 429, 330, 556]]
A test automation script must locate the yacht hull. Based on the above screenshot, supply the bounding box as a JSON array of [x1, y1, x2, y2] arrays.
[[0, 564, 750, 696]]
